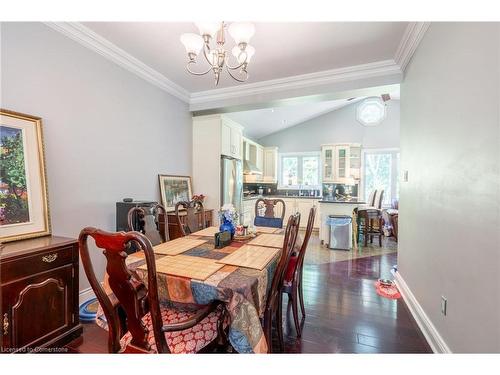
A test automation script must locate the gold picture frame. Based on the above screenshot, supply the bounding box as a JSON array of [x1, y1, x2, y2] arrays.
[[0, 109, 51, 242], [158, 174, 193, 212]]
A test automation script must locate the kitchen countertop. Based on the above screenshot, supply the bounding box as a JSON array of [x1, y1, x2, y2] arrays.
[[318, 199, 366, 204], [243, 195, 322, 201]]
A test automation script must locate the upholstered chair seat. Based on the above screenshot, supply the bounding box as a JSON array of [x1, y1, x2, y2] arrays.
[[120, 304, 226, 354]]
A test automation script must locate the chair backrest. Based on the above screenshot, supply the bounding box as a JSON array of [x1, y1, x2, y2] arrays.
[[127, 204, 169, 246], [292, 206, 316, 282], [373, 190, 384, 209], [78, 228, 169, 353], [174, 199, 206, 236], [266, 212, 301, 311], [254, 198, 286, 228], [367, 190, 377, 207], [357, 208, 382, 221]]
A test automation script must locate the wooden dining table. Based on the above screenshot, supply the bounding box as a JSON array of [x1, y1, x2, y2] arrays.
[[96, 226, 291, 354]]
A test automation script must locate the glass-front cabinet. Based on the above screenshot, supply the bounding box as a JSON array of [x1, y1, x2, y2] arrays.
[[322, 146, 335, 182], [321, 143, 361, 183]]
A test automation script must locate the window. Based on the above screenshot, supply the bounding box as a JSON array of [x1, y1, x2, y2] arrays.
[[279, 152, 321, 189], [362, 149, 400, 207]]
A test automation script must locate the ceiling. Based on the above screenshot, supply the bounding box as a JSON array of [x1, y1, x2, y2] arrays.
[[82, 22, 409, 93], [226, 98, 363, 139]]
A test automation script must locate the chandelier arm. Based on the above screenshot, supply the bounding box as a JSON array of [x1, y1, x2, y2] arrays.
[[186, 60, 213, 76], [225, 65, 249, 83], [225, 50, 247, 70], [201, 43, 214, 66]]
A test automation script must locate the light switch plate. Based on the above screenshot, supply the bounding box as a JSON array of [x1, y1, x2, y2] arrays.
[[403, 170, 409, 182]]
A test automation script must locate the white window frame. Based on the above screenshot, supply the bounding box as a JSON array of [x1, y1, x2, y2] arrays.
[[278, 151, 322, 190], [360, 148, 400, 208]]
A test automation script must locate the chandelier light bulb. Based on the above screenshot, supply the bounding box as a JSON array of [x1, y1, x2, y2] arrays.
[[180, 33, 204, 56], [228, 22, 255, 45], [195, 22, 220, 38], [232, 45, 255, 64]]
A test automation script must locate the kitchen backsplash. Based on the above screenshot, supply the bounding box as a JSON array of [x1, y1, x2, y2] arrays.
[[322, 183, 359, 199], [243, 183, 321, 197]]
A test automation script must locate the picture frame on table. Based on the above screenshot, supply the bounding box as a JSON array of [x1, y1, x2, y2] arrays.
[[158, 174, 193, 212], [0, 109, 51, 242]]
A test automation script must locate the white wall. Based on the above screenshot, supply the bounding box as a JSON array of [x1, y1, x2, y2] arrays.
[[399, 23, 500, 352], [258, 100, 399, 152], [1, 22, 192, 292]]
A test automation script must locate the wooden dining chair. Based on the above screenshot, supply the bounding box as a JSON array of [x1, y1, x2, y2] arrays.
[[127, 204, 169, 246], [254, 198, 286, 228], [282, 206, 316, 337], [367, 189, 377, 207], [78, 227, 227, 353], [357, 208, 383, 247], [373, 189, 384, 209], [175, 199, 206, 236], [262, 212, 301, 353]]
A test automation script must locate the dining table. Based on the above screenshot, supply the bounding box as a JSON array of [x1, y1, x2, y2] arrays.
[[96, 226, 297, 354]]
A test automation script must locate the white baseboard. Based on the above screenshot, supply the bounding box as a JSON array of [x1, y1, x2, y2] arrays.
[[394, 272, 452, 353], [79, 287, 96, 305]]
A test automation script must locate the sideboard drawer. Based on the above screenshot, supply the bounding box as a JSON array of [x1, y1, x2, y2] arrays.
[[1, 246, 74, 283]]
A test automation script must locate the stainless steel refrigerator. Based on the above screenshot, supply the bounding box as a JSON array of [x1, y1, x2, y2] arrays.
[[220, 155, 243, 218]]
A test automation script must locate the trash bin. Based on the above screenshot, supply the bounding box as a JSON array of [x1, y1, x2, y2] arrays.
[[327, 215, 352, 250]]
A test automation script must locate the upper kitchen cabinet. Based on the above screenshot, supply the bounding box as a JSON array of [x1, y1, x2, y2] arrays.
[[192, 115, 244, 213], [221, 117, 243, 159], [321, 143, 362, 183], [262, 147, 278, 183]]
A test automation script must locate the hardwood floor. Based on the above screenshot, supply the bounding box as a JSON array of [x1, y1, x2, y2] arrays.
[[67, 235, 431, 354]]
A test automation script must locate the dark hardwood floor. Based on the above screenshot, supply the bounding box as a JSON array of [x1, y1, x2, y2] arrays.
[[67, 240, 431, 354]]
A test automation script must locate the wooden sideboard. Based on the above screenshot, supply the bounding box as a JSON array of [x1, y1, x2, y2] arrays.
[[159, 209, 214, 240], [0, 236, 82, 353]]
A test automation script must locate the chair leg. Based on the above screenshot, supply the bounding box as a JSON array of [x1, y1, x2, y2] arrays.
[[298, 273, 306, 320], [263, 310, 273, 354], [277, 294, 284, 352], [290, 288, 301, 338]]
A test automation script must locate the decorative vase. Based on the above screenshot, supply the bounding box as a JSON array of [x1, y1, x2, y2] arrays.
[[219, 217, 235, 238]]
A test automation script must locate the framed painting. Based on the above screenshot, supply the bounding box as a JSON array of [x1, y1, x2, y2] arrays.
[[158, 174, 193, 212], [0, 109, 51, 242]]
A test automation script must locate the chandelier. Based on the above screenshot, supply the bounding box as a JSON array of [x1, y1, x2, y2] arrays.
[[180, 22, 255, 85]]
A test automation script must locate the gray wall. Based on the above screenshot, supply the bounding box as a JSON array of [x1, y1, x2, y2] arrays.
[[399, 23, 500, 352], [258, 99, 400, 151], [1, 22, 192, 292]]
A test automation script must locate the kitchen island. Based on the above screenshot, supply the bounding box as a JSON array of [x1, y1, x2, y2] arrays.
[[318, 199, 366, 245]]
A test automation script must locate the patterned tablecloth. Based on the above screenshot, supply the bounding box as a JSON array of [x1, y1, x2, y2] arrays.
[[96, 228, 289, 353]]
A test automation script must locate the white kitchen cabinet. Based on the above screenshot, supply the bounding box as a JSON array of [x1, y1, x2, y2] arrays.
[[321, 143, 362, 183], [221, 118, 243, 160], [335, 144, 350, 180], [322, 145, 335, 182], [192, 115, 244, 218], [256, 145, 264, 172], [263, 147, 278, 182], [277, 198, 320, 230]]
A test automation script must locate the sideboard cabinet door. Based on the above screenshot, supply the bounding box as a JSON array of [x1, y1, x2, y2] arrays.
[[1, 264, 74, 352]]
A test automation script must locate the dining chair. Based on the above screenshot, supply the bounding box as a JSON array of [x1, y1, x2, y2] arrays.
[[262, 212, 301, 353], [373, 189, 384, 209], [357, 208, 383, 247], [127, 204, 169, 246], [367, 189, 377, 207], [282, 206, 316, 337], [78, 227, 227, 353], [174, 199, 206, 236], [254, 198, 286, 228]]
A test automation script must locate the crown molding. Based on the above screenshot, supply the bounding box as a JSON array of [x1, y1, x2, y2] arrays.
[[189, 60, 402, 107], [44, 22, 190, 103], [395, 22, 431, 72]]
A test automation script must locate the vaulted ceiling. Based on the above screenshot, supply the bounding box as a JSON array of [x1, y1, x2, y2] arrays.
[[45, 22, 428, 109], [82, 22, 408, 92]]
